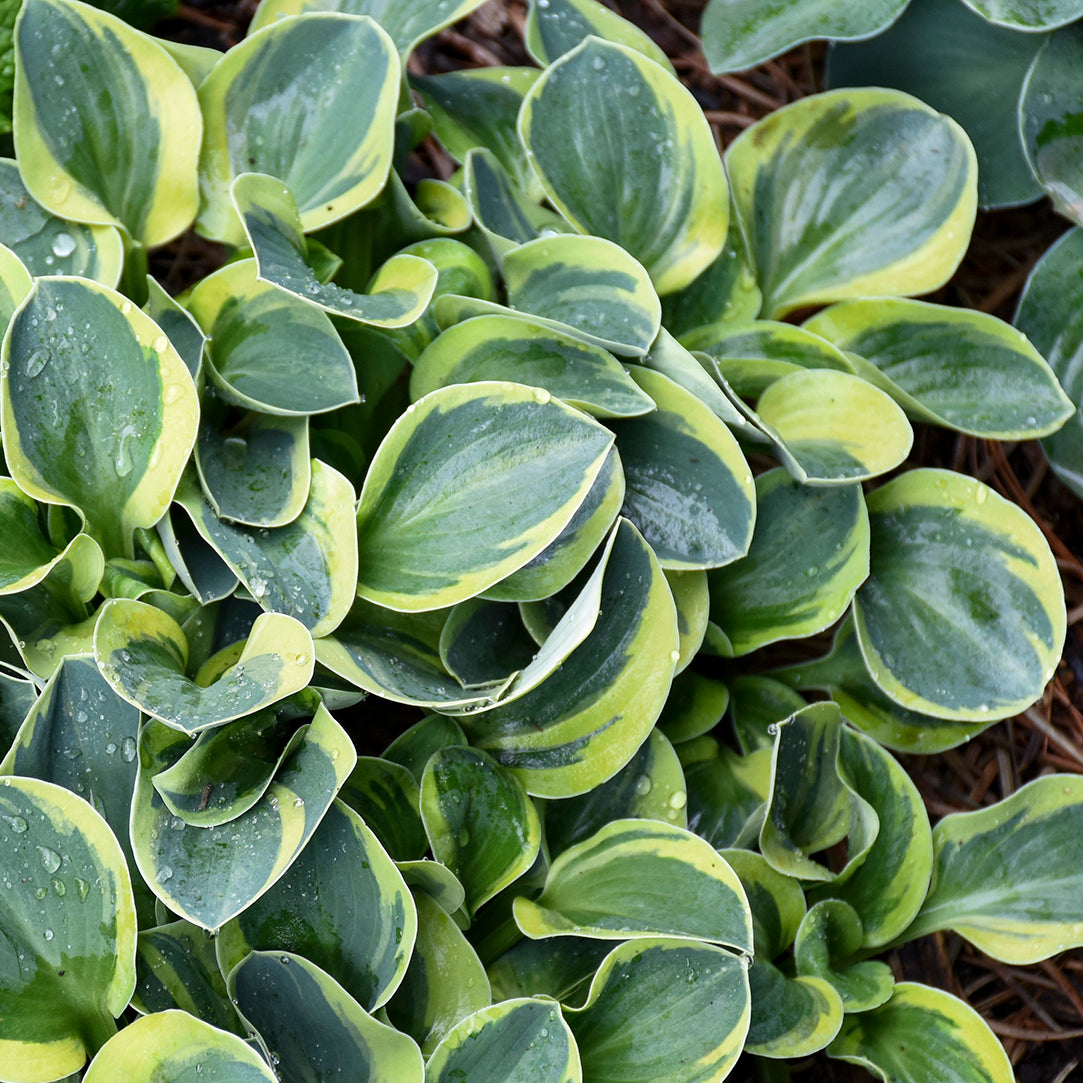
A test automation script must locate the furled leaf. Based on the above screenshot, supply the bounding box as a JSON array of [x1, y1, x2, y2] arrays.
[[521, 37, 727, 295], [355, 381, 613, 611], [899, 775, 1083, 962], [339, 756, 427, 861], [853, 468, 1065, 720], [14, 0, 201, 245], [197, 13, 399, 244], [0, 776, 136, 1081], [514, 818, 753, 951], [2, 276, 198, 559], [700, 0, 908, 74], [426, 998, 581, 1083], [725, 88, 977, 317], [721, 848, 806, 960], [685, 744, 771, 851], [745, 960, 844, 1059]]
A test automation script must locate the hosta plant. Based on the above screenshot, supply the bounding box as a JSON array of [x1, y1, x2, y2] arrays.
[[0, 0, 1081, 1080]]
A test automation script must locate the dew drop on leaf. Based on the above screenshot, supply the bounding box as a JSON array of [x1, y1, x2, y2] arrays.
[[36, 846, 61, 874], [74, 878, 90, 902], [51, 232, 76, 259], [43, 929, 54, 941], [51, 878, 65, 897], [24, 349, 49, 378], [121, 737, 137, 762], [2, 815, 28, 833]]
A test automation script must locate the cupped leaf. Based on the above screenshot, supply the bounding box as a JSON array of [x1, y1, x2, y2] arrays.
[[461, 518, 678, 798], [232, 172, 437, 328], [521, 37, 727, 295], [826, 0, 1047, 209], [197, 13, 399, 244], [2, 276, 199, 559], [438, 599, 539, 687], [0, 776, 136, 1081], [411, 315, 654, 419], [828, 982, 1013, 1083], [804, 298, 1072, 438], [0, 160, 122, 284], [684, 744, 771, 851], [525, 0, 673, 69], [853, 468, 1065, 720], [487, 936, 610, 1005], [217, 798, 415, 1010], [143, 279, 204, 380], [721, 848, 806, 960], [95, 600, 314, 734], [1021, 24, 1083, 224], [385, 891, 490, 1055], [960, 0, 1083, 29], [355, 381, 613, 611], [664, 569, 710, 674], [725, 88, 977, 318], [0, 478, 75, 594], [437, 233, 661, 357], [82, 1011, 277, 1083], [187, 260, 359, 416], [899, 775, 1083, 962], [383, 714, 467, 783], [131, 703, 355, 930], [700, 0, 908, 74], [0, 242, 31, 336], [611, 366, 756, 568], [421, 746, 541, 917], [707, 470, 869, 654], [1015, 226, 1083, 497], [753, 369, 913, 485], [514, 818, 753, 951], [228, 951, 424, 1083], [565, 938, 750, 1083], [13, 0, 201, 245], [339, 756, 427, 861], [0, 664, 36, 751], [248, 0, 487, 56], [175, 460, 358, 638], [426, 998, 580, 1083], [745, 960, 844, 1059]]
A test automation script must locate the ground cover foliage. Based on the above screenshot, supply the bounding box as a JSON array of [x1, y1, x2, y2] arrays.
[[1, 0, 1083, 1080]]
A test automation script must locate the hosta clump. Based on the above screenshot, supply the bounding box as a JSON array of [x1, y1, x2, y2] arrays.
[[0, 0, 1079, 1080]]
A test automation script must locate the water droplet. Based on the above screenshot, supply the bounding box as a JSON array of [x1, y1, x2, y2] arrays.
[[163, 383, 184, 405], [533, 387, 551, 404], [120, 301, 132, 315], [74, 877, 90, 902], [669, 649, 681, 663], [104, 742, 117, 755], [51, 232, 76, 258], [121, 737, 137, 762], [152, 335, 168, 353], [43, 929, 54, 941], [592, 55, 606, 70], [280, 955, 290, 965], [974, 486, 988, 506], [3, 815, 28, 833], [634, 774, 652, 797], [292, 797, 304, 808], [24, 349, 49, 378], [37, 846, 61, 874], [115, 424, 138, 478], [457, 827, 470, 847], [51, 877, 65, 897], [158, 865, 173, 881], [35, 886, 48, 899]]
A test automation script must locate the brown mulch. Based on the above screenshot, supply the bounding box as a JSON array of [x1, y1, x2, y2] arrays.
[[151, 0, 1083, 1078]]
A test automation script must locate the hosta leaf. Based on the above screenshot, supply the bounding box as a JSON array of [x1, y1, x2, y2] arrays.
[[198, 13, 399, 244], [0, 160, 122, 284], [745, 960, 844, 1059], [247, 0, 486, 56], [543, 729, 688, 856], [725, 88, 976, 318], [611, 366, 756, 568], [793, 900, 894, 1012], [0, 664, 36, 751], [385, 892, 490, 1054], [410, 315, 654, 419], [853, 468, 1065, 720], [707, 470, 869, 653], [82, 1011, 276, 1083], [754, 369, 913, 485], [828, 982, 1013, 1083], [685, 744, 771, 851], [156, 509, 238, 607], [143, 279, 204, 380], [187, 260, 358, 416], [355, 381, 613, 611], [131, 703, 355, 930], [805, 298, 1072, 438], [514, 818, 753, 950], [426, 998, 580, 1083], [826, 0, 1047, 209], [0, 776, 136, 1081], [0, 241, 30, 336], [664, 568, 710, 674], [487, 936, 610, 1005], [383, 714, 467, 783], [900, 775, 1083, 962], [700, 0, 908, 74], [461, 518, 678, 797], [683, 319, 854, 400], [175, 461, 357, 637], [95, 600, 315, 734], [775, 617, 996, 753], [2, 277, 199, 559], [217, 799, 415, 1009], [960, 0, 1083, 29], [397, 859, 466, 916], [565, 938, 750, 1083], [657, 669, 728, 746], [520, 38, 727, 295], [228, 952, 424, 1083], [721, 848, 806, 959], [13, 0, 200, 246], [339, 756, 427, 862], [817, 724, 933, 947], [525, 0, 672, 70], [438, 599, 539, 687], [232, 172, 437, 328], [1016, 227, 1083, 496], [421, 746, 541, 916], [131, 920, 241, 1033], [0, 477, 72, 594], [411, 68, 541, 196], [482, 444, 625, 603]]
